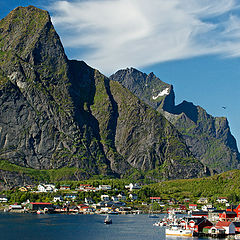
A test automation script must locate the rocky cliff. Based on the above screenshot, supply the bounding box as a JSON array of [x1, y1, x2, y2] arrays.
[[0, 6, 208, 187], [110, 68, 240, 173]]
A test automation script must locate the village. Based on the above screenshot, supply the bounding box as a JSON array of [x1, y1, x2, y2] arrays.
[[1, 182, 240, 237]]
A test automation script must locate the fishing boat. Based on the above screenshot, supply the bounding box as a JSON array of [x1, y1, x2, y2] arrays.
[[165, 225, 193, 237], [104, 215, 112, 224]]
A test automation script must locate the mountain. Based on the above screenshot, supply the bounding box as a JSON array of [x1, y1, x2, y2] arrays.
[[110, 68, 240, 173], [0, 6, 209, 187]]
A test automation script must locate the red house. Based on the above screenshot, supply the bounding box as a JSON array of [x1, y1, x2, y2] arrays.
[[226, 204, 240, 217], [189, 204, 197, 210], [180, 217, 213, 233], [219, 211, 237, 221]]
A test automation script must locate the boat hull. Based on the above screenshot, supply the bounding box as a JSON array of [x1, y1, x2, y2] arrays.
[[166, 229, 193, 237]]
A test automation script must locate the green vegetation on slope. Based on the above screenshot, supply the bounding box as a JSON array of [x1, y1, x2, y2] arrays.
[[143, 169, 240, 203]]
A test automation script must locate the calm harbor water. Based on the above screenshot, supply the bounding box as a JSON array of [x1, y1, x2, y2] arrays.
[[0, 213, 215, 240]]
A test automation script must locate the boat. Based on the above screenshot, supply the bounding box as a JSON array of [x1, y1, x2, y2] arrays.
[[165, 225, 193, 237], [104, 215, 112, 224]]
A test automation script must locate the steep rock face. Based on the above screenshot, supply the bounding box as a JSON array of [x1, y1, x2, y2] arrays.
[[0, 6, 112, 175], [110, 68, 240, 173], [0, 6, 207, 184]]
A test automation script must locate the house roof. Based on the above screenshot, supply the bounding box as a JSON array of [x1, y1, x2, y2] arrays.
[[216, 221, 232, 227], [30, 202, 52, 205], [211, 210, 225, 213], [0, 195, 7, 198], [192, 211, 208, 216], [233, 222, 240, 227]]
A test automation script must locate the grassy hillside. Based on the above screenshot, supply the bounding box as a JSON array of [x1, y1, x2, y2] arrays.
[[143, 169, 240, 203]]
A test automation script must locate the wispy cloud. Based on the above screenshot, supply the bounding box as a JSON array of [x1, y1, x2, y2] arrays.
[[49, 0, 240, 74]]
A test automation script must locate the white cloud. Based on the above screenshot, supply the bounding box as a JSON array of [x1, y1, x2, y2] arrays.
[[49, 0, 240, 74]]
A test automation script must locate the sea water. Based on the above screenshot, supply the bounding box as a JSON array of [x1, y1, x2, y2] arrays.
[[0, 213, 213, 240]]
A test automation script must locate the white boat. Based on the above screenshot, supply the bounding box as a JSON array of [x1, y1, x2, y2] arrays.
[[104, 215, 112, 224], [166, 225, 193, 237]]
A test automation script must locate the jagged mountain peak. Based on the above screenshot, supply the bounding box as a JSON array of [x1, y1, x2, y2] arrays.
[[0, 6, 208, 185], [111, 68, 240, 173]]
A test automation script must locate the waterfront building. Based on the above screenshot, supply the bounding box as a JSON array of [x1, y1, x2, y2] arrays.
[[0, 195, 8, 202], [28, 202, 53, 210], [216, 221, 235, 234]]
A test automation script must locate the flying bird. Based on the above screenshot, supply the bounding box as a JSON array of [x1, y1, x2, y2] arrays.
[[222, 106, 226, 109]]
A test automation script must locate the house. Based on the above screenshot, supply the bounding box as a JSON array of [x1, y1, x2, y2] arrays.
[[228, 204, 240, 218], [101, 195, 110, 201], [19, 186, 28, 192], [59, 185, 71, 190], [197, 198, 208, 204], [53, 196, 64, 202], [202, 204, 216, 212], [125, 183, 141, 191], [180, 217, 213, 234], [64, 194, 77, 201], [219, 211, 237, 221], [216, 221, 235, 234], [117, 193, 126, 201], [85, 197, 94, 204], [111, 196, 119, 201], [84, 186, 96, 192], [76, 184, 96, 192], [37, 184, 57, 193], [208, 210, 224, 222], [0, 195, 8, 202], [233, 222, 240, 233], [191, 211, 208, 218], [9, 205, 23, 212], [129, 193, 138, 200], [159, 202, 165, 207], [178, 205, 187, 213], [99, 185, 111, 191], [206, 226, 226, 237], [69, 206, 79, 213], [189, 204, 197, 210], [150, 197, 161, 203], [216, 197, 228, 204], [28, 202, 53, 210]]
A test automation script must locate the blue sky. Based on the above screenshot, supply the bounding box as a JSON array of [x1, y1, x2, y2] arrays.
[[1, 0, 240, 148]]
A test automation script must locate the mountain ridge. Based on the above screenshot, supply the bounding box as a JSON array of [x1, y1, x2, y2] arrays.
[[0, 6, 208, 188], [110, 67, 240, 173]]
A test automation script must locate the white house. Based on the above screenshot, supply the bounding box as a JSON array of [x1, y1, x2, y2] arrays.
[[0, 195, 8, 202], [197, 198, 208, 204], [189, 204, 198, 210], [129, 193, 138, 200], [125, 183, 141, 191], [111, 196, 119, 201], [216, 221, 235, 234], [85, 197, 94, 204], [38, 184, 57, 193], [53, 196, 64, 202], [117, 193, 127, 201], [101, 195, 110, 201], [216, 197, 228, 204], [99, 185, 111, 191]]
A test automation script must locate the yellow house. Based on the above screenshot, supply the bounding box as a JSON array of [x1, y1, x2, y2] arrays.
[[19, 187, 28, 192]]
